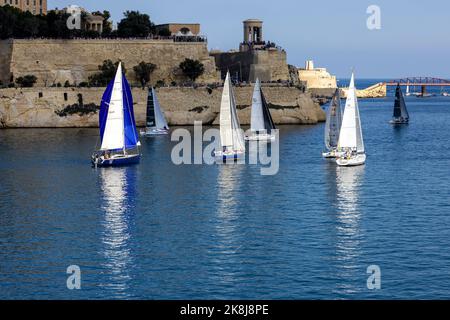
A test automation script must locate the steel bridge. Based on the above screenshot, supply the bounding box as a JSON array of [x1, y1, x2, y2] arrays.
[[385, 77, 450, 86], [384, 77, 450, 95]]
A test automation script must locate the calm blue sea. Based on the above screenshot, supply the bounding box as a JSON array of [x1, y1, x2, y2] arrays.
[[1, 79, 450, 299]]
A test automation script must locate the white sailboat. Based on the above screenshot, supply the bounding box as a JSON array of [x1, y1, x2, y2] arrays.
[[322, 88, 343, 158], [405, 85, 411, 96], [140, 87, 169, 136], [336, 72, 366, 167], [214, 71, 246, 161], [245, 78, 276, 142], [91, 63, 141, 167]]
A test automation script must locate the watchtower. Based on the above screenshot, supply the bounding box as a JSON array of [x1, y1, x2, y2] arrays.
[[240, 19, 264, 52]]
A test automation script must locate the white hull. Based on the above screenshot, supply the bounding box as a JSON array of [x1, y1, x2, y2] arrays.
[[245, 133, 275, 142], [214, 150, 244, 157], [140, 128, 169, 136], [322, 149, 345, 159], [336, 153, 366, 167]]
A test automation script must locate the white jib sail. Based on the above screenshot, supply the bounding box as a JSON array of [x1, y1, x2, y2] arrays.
[[101, 63, 125, 151], [219, 72, 245, 151], [338, 72, 364, 152], [152, 88, 169, 129], [250, 78, 265, 132]]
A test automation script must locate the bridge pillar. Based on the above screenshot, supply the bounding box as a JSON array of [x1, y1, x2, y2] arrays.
[[421, 85, 426, 96]]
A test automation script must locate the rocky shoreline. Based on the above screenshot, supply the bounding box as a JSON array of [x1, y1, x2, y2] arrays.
[[0, 86, 325, 128]]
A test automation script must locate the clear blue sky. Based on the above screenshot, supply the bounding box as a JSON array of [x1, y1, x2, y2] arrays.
[[49, 0, 450, 78]]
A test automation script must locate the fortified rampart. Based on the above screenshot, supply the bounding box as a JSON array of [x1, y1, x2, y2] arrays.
[[0, 86, 325, 128], [0, 39, 220, 86], [211, 49, 290, 83]]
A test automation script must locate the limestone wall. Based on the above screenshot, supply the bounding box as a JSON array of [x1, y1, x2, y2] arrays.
[[340, 82, 387, 98], [1, 39, 219, 87], [0, 41, 12, 85], [0, 86, 325, 128]]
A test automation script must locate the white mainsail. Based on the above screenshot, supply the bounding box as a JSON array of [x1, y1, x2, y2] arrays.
[[152, 88, 169, 129], [219, 72, 245, 152], [101, 63, 125, 151], [338, 72, 365, 153], [250, 79, 265, 132]]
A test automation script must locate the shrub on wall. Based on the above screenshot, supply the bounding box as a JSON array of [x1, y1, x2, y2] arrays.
[[15, 75, 37, 88], [179, 58, 205, 82], [133, 61, 157, 88]]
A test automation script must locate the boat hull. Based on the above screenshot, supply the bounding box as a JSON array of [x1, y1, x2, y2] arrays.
[[245, 133, 276, 142], [214, 150, 244, 163], [140, 128, 169, 136], [390, 118, 409, 125], [92, 153, 140, 167], [336, 154, 366, 167], [322, 149, 345, 159]]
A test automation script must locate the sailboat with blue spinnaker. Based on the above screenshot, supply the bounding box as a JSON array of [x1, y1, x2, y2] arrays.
[[91, 63, 141, 167]]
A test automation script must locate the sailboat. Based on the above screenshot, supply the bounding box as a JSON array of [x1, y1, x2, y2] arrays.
[[336, 72, 366, 167], [405, 85, 411, 96], [214, 71, 245, 161], [390, 84, 409, 125], [322, 88, 343, 158], [140, 87, 169, 136], [91, 63, 141, 167], [245, 78, 276, 142]]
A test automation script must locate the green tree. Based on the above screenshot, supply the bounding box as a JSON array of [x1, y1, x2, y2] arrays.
[[16, 75, 37, 87], [133, 62, 157, 88], [117, 11, 154, 38], [179, 59, 205, 82], [88, 60, 126, 87]]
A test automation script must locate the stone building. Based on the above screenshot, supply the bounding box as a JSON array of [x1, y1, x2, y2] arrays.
[[154, 23, 201, 36], [1, 0, 47, 15], [298, 60, 337, 89], [211, 19, 290, 83], [63, 6, 105, 34], [84, 14, 104, 34]]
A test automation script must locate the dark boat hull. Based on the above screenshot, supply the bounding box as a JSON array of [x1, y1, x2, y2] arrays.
[[390, 118, 409, 125], [92, 154, 140, 167]]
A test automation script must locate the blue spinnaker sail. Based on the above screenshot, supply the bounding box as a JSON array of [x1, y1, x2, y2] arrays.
[[122, 74, 139, 148], [99, 79, 114, 144]]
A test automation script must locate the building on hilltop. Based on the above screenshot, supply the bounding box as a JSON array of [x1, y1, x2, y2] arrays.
[[1, 0, 47, 15], [62, 6, 106, 34], [155, 23, 201, 36], [154, 23, 206, 43], [298, 60, 337, 89], [211, 19, 290, 83]]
